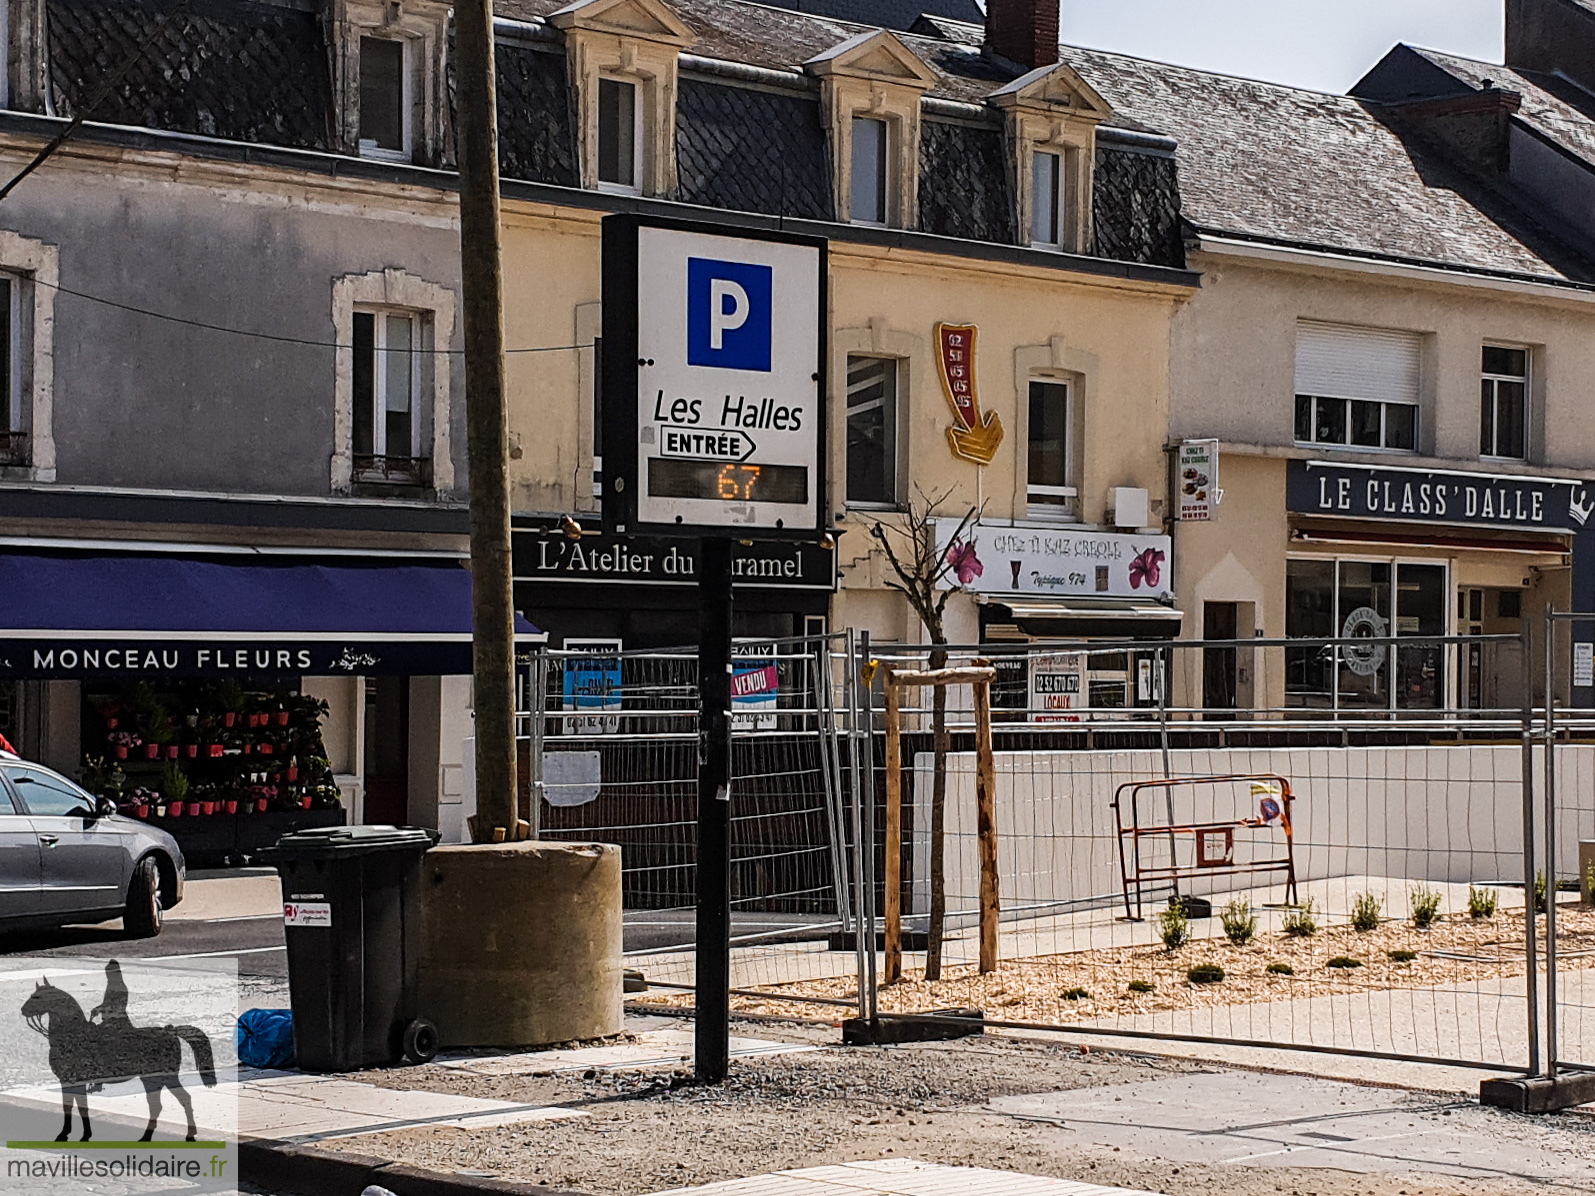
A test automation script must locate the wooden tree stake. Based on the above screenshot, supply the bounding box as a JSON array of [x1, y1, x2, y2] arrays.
[[883, 669, 903, 985], [973, 660, 999, 974]]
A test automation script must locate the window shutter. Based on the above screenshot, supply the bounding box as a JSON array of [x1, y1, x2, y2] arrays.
[[1294, 322, 1421, 405]]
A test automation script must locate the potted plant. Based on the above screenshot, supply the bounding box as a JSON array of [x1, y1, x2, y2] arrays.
[[108, 731, 140, 760], [81, 755, 127, 806], [159, 761, 189, 813], [217, 679, 245, 728]]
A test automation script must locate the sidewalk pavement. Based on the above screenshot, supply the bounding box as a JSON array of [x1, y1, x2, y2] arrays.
[[645, 1160, 1167, 1196]]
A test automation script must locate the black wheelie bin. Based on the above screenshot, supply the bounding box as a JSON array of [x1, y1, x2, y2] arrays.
[[261, 824, 440, 1071]]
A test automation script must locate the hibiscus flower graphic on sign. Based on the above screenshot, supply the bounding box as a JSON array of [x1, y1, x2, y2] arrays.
[[1128, 547, 1165, 590]]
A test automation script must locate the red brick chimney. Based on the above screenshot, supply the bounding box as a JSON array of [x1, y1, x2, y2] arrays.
[[985, 0, 1059, 71]]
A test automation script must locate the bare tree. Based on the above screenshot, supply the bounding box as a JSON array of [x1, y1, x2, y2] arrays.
[[869, 486, 980, 981]]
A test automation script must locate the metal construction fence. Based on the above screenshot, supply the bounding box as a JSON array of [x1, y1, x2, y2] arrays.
[[523, 621, 1595, 1079]]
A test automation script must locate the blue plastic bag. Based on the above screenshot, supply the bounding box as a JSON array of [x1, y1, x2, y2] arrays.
[[237, 1008, 295, 1069]]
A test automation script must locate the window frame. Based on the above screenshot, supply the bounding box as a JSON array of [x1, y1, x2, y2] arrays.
[[1480, 342, 1530, 462], [1030, 149, 1063, 250], [353, 307, 422, 466], [1294, 393, 1419, 453], [844, 353, 900, 507], [356, 34, 413, 163], [596, 75, 644, 195], [5, 763, 97, 818], [1025, 377, 1077, 519], [849, 115, 890, 227]]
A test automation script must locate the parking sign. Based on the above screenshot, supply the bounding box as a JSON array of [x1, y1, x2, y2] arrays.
[[602, 215, 827, 540]]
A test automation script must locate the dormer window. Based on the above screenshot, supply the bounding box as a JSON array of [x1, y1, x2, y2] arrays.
[[598, 77, 641, 192], [850, 116, 889, 225], [804, 30, 937, 230], [358, 36, 409, 160], [333, 1, 449, 166], [1030, 150, 1062, 247]]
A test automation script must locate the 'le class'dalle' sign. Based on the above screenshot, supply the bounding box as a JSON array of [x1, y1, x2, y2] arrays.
[[1287, 460, 1595, 531]]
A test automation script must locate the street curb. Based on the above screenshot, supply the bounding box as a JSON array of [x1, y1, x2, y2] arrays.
[[240, 1137, 583, 1195]]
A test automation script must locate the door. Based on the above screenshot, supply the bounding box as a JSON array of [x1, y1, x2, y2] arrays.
[[362, 677, 410, 825], [1458, 587, 1485, 710], [6, 764, 132, 918], [0, 775, 40, 921], [1203, 602, 1239, 716]]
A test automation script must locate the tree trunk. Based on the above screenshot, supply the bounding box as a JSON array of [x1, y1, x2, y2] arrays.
[[925, 642, 949, 981]]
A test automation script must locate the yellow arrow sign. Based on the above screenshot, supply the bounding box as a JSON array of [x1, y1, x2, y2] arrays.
[[935, 322, 1004, 465]]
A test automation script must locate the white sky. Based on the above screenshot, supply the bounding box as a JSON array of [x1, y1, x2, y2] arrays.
[[1056, 1, 1505, 93]]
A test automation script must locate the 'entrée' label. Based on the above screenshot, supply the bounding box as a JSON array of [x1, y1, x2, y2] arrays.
[[283, 901, 332, 928]]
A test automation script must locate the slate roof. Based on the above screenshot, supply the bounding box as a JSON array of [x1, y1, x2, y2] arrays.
[[1404, 47, 1595, 168], [47, 0, 330, 149], [1057, 43, 1591, 282], [675, 77, 834, 219], [756, 0, 983, 33], [918, 118, 1013, 243], [496, 43, 580, 186]]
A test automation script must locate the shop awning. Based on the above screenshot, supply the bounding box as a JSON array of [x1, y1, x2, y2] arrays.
[[0, 554, 544, 679], [977, 595, 1183, 640]]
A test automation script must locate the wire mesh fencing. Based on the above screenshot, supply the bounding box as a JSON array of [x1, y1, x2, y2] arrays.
[[527, 635, 860, 1007], [1543, 613, 1595, 1076], [753, 635, 1541, 1073]]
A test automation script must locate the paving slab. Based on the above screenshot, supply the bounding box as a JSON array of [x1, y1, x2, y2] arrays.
[[646, 1158, 1167, 1196], [170, 869, 283, 922], [987, 1072, 1593, 1185]]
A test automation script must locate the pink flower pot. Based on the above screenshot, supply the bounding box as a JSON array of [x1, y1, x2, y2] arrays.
[[259, 744, 273, 756], [168, 801, 184, 817], [209, 744, 224, 758], [188, 803, 201, 816], [185, 744, 198, 759], [114, 746, 128, 760], [135, 805, 148, 819], [165, 744, 178, 759], [257, 798, 269, 813], [224, 711, 236, 727], [274, 711, 290, 726], [226, 800, 238, 814], [106, 717, 119, 729], [301, 796, 313, 809], [287, 766, 299, 782], [143, 743, 159, 759]]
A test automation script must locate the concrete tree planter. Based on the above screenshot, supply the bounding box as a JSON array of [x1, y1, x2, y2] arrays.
[[417, 841, 623, 1048]]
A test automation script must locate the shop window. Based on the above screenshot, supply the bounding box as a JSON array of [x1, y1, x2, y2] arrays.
[[850, 117, 889, 226], [1285, 558, 1445, 711], [597, 77, 641, 192], [358, 36, 410, 161], [1027, 380, 1075, 518], [0, 273, 21, 466], [1294, 322, 1421, 452], [1030, 150, 1062, 249], [352, 309, 427, 486], [1480, 345, 1528, 460], [846, 355, 897, 505]]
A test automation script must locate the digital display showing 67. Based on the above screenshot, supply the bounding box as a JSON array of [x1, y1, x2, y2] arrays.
[[648, 458, 809, 504]]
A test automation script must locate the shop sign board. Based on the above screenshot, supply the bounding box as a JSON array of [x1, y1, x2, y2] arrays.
[[1287, 460, 1593, 531], [1577, 643, 1594, 689], [1030, 652, 1086, 722], [0, 638, 484, 679], [1176, 440, 1219, 521], [934, 520, 1173, 602], [513, 527, 836, 591], [562, 638, 623, 735], [601, 214, 826, 540]]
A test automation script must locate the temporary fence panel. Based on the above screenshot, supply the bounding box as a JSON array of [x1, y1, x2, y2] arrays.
[[529, 636, 857, 1004]]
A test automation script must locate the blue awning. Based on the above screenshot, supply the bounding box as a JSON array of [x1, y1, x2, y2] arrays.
[[0, 554, 543, 679]]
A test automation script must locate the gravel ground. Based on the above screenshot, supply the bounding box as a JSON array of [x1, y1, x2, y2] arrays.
[[326, 1025, 1584, 1196], [642, 909, 1595, 1026]]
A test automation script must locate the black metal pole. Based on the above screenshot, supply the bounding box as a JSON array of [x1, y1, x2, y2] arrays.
[[696, 537, 734, 1083]]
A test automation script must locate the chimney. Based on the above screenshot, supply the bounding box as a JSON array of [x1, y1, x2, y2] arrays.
[[985, 0, 1059, 72]]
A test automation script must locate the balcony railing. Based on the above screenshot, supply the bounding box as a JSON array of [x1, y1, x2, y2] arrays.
[[352, 454, 432, 487]]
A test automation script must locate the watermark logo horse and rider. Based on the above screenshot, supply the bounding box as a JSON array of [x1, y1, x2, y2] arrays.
[[0, 957, 237, 1193]]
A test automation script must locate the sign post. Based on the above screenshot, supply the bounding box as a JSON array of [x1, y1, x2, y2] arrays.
[[601, 214, 826, 1083]]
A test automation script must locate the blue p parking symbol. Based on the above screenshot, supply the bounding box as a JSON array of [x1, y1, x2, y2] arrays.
[[687, 258, 773, 372]]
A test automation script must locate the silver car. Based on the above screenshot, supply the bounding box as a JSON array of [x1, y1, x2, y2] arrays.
[[0, 750, 185, 937]]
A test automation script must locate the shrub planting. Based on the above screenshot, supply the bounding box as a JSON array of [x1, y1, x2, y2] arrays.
[[1267, 962, 1294, 976], [1187, 964, 1225, 985], [1350, 891, 1382, 932], [1326, 956, 1362, 969], [1282, 900, 1318, 938], [1220, 897, 1258, 946], [1158, 901, 1190, 951], [1388, 949, 1418, 963], [1409, 886, 1442, 929], [1062, 987, 1091, 1001], [1466, 885, 1498, 919], [1127, 979, 1155, 994]]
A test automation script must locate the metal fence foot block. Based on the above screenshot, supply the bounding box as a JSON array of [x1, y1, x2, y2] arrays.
[[1480, 1072, 1595, 1114], [842, 1009, 985, 1045]]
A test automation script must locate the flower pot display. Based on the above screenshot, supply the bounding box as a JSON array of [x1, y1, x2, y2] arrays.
[[169, 801, 184, 817], [225, 800, 238, 814], [223, 712, 236, 727], [257, 798, 269, 813], [286, 766, 299, 782], [259, 744, 273, 756], [136, 805, 148, 819], [166, 744, 179, 759], [106, 717, 119, 729], [144, 743, 160, 759], [186, 744, 198, 759], [274, 711, 290, 726], [114, 746, 128, 760], [300, 796, 313, 809]]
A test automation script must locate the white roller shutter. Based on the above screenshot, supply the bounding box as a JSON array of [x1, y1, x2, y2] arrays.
[[1294, 322, 1421, 404]]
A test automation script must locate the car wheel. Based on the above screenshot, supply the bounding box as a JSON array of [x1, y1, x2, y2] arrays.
[[124, 857, 163, 939]]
